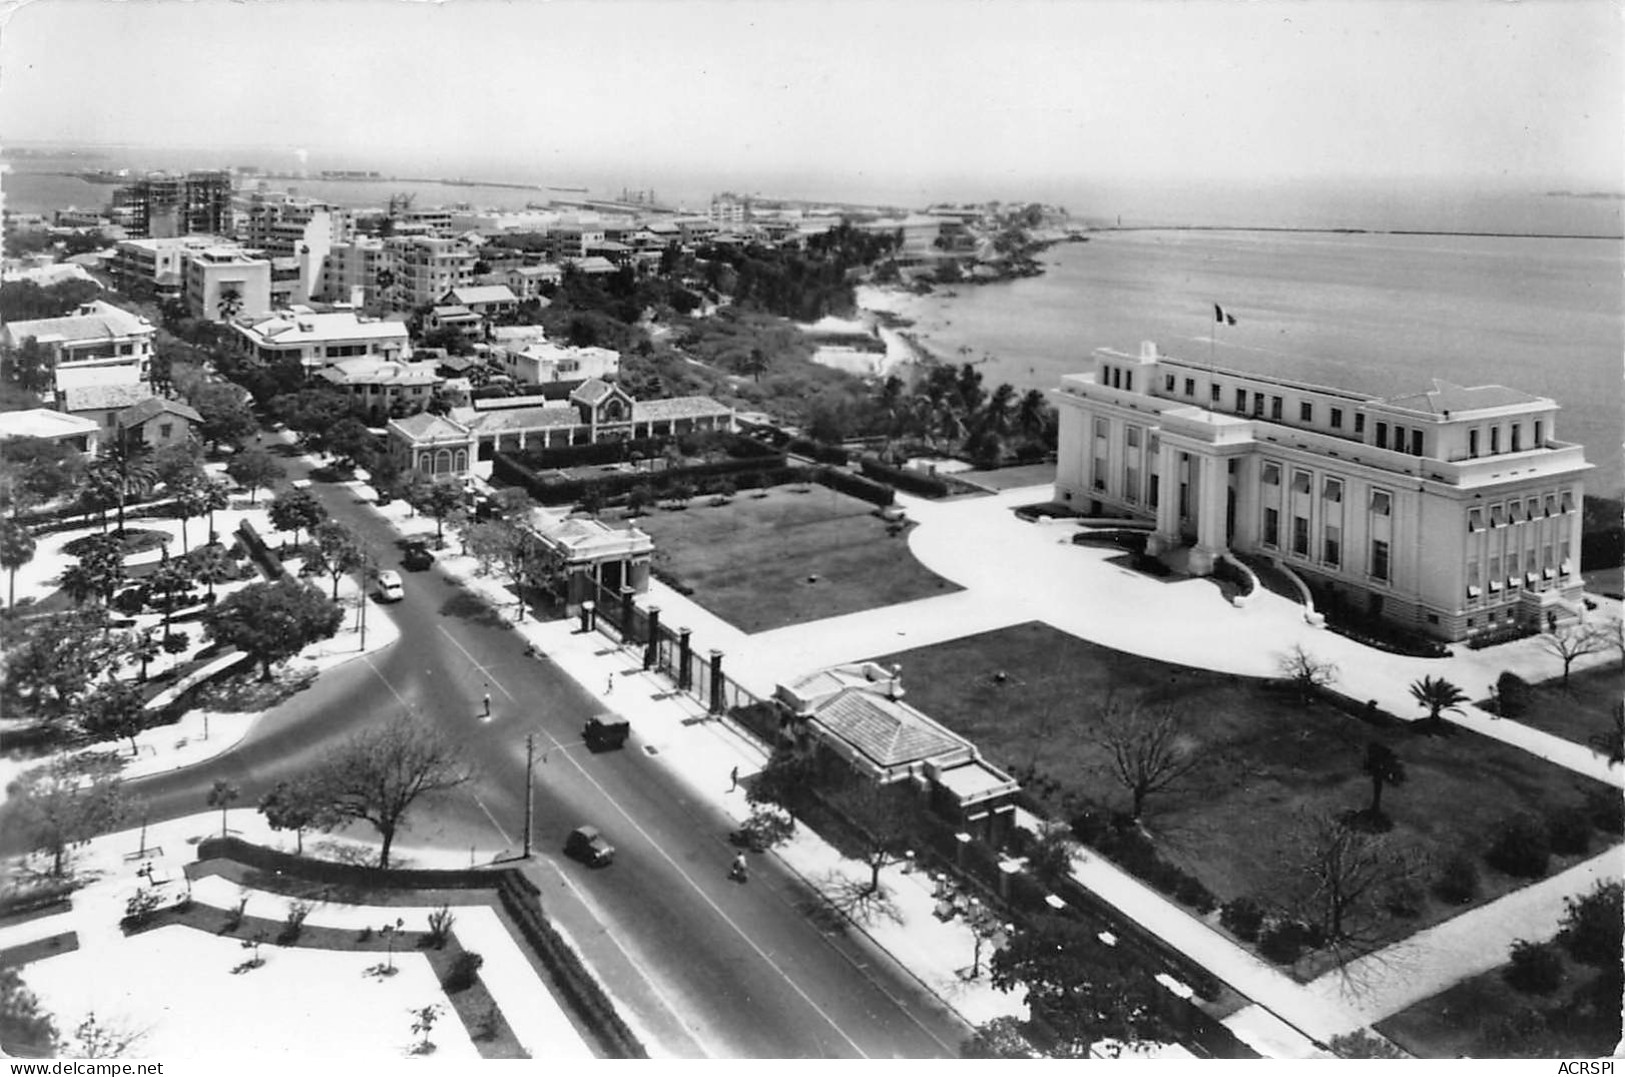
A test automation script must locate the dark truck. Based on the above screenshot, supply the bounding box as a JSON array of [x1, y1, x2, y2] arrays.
[[583, 714, 630, 751]]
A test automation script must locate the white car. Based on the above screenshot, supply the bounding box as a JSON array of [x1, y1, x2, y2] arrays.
[[377, 570, 405, 602]]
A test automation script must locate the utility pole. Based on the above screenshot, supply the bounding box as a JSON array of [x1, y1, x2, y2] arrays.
[[522, 733, 536, 857], [357, 549, 369, 651]]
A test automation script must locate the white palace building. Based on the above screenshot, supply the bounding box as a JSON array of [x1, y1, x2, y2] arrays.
[[1052, 342, 1590, 642]]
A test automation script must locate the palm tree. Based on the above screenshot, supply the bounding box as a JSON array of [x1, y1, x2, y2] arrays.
[[1015, 388, 1051, 442], [217, 286, 244, 322], [147, 555, 193, 645], [0, 518, 36, 610], [183, 543, 235, 602], [201, 479, 232, 544], [129, 627, 162, 682], [1360, 741, 1406, 821], [1409, 675, 1469, 733], [61, 536, 126, 608], [171, 474, 214, 554], [87, 442, 159, 534]]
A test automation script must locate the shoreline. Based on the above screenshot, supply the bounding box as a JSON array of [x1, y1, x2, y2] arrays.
[[1085, 224, 1624, 241]]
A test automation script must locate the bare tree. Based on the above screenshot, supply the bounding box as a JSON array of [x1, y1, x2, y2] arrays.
[[827, 780, 920, 894], [1281, 813, 1420, 954], [1094, 700, 1201, 821], [1276, 644, 1339, 702], [1538, 623, 1607, 687], [318, 714, 474, 868]]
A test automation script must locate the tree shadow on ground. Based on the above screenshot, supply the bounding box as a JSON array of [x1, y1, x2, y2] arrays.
[[436, 590, 511, 630], [193, 665, 319, 714]]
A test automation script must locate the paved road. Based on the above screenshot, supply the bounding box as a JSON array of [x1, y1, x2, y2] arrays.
[[28, 458, 975, 1058]]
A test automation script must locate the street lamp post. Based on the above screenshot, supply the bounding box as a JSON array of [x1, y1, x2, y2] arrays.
[[522, 733, 536, 858]]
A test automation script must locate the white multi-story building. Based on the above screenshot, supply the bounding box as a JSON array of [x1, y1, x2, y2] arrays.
[[1, 301, 156, 392], [111, 235, 231, 298], [234, 306, 411, 370], [181, 246, 273, 322], [381, 236, 476, 310], [1051, 341, 1590, 642], [318, 237, 387, 310]]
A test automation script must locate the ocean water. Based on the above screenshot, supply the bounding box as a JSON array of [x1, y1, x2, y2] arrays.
[[884, 230, 1625, 496]]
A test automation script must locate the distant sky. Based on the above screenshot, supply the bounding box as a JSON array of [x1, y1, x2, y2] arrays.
[[2, 0, 1620, 200]]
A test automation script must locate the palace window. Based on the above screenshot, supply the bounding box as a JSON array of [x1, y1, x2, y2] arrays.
[[1126, 425, 1141, 448], [1253, 395, 1266, 417], [1262, 463, 1281, 486], [1468, 508, 1485, 533], [1488, 555, 1501, 590], [1490, 426, 1500, 454], [1263, 507, 1280, 547], [1370, 539, 1390, 582], [1094, 418, 1109, 440], [1490, 504, 1506, 527], [1508, 501, 1523, 524], [1184, 377, 1196, 396], [1091, 457, 1106, 492], [1330, 407, 1343, 429], [1125, 465, 1139, 504], [1270, 396, 1283, 420], [1124, 371, 1134, 392], [1235, 388, 1247, 412], [1561, 490, 1575, 513], [1410, 429, 1424, 455], [1300, 401, 1313, 422], [1370, 490, 1392, 516], [1354, 413, 1366, 435], [1375, 422, 1388, 449], [1292, 516, 1310, 556], [1534, 420, 1543, 446], [1164, 374, 1176, 393], [1510, 424, 1521, 452], [1291, 471, 1312, 494], [1322, 478, 1343, 503], [1210, 384, 1221, 403], [1466, 559, 1481, 598], [1324, 525, 1341, 567], [1469, 429, 1479, 457]]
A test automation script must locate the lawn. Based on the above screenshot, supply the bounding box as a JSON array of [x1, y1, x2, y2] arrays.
[[631, 484, 960, 633], [1486, 663, 1623, 752], [871, 622, 1614, 947], [959, 461, 1056, 492], [1375, 958, 1621, 1059]]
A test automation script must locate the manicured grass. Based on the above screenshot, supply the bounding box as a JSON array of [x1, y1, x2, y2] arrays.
[[631, 484, 959, 633], [1486, 663, 1624, 751], [872, 622, 1612, 946], [959, 461, 1056, 491], [1375, 959, 1621, 1059]]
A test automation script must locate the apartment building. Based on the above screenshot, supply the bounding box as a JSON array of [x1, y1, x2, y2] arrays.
[[381, 236, 476, 310], [181, 247, 273, 323], [111, 235, 231, 298], [318, 237, 387, 310], [1051, 341, 1591, 641], [316, 357, 442, 422], [109, 170, 232, 239], [234, 306, 411, 370]]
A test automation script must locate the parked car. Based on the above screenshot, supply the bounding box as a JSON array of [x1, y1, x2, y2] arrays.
[[401, 543, 435, 571], [583, 714, 630, 751], [564, 825, 614, 866], [376, 570, 405, 602]]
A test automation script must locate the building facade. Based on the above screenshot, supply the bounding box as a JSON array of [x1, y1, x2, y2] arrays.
[[181, 247, 273, 322], [381, 236, 477, 310], [109, 171, 232, 239], [2, 301, 156, 392], [233, 307, 412, 370], [1051, 342, 1589, 642]]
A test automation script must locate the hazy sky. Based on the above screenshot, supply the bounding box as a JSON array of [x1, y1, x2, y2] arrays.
[[2, 0, 1620, 196]]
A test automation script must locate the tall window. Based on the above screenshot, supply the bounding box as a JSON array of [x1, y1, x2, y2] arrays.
[[1292, 515, 1310, 556], [1354, 413, 1366, 435], [1410, 429, 1423, 455], [1291, 471, 1312, 494], [1125, 465, 1140, 504], [1370, 490, 1392, 516], [1299, 401, 1313, 422], [1262, 463, 1281, 486], [1468, 508, 1485, 533], [1510, 424, 1521, 452], [1164, 374, 1176, 393], [1210, 384, 1221, 403], [1270, 396, 1283, 420], [1091, 457, 1106, 491], [1235, 388, 1247, 412], [1375, 422, 1388, 449], [1466, 559, 1481, 598], [1330, 407, 1343, 429], [1323, 478, 1343, 503], [1534, 420, 1543, 446], [1370, 539, 1390, 582], [1469, 429, 1479, 457], [1253, 394, 1265, 417], [1263, 507, 1280, 547], [1124, 371, 1134, 392], [1323, 524, 1341, 567], [1184, 377, 1195, 396], [1490, 426, 1500, 454], [1126, 425, 1141, 448]]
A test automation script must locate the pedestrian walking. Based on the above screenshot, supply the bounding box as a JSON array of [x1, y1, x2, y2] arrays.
[[482, 686, 491, 718], [729, 766, 739, 791], [606, 674, 614, 695]]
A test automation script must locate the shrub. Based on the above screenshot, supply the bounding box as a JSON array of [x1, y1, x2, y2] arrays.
[[1173, 874, 1218, 914], [278, 900, 311, 945], [1584, 788, 1623, 835], [1503, 939, 1565, 995], [1495, 671, 1531, 718], [1545, 804, 1592, 856], [1220, 897, 1265, 941], [1432, 853, 1480, 905], [1485, 814, 1551, 879], [441, 949, 484, 993], [1557, 881, 1623, 969], [1381, 877, 1427, 919], [161, 631, 190, 654], [123, 888, 162, 927], [425, 904, 455, 949], [223, 894, 250, 932], [1258, 919, 1313, 965]]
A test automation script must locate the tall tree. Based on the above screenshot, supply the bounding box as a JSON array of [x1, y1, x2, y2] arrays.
[[1360, 741, 1406, 823], [1277, 644, 1339, 702], [268, 487, 327, 549], [169, 473, 214, 554], [317, 714, 474, 869], [0, 608, 126, 725], [1094, 699, 1201, 821], [181, 542, 235, 602], [203, 578, 343, 681], [82, 679, 151, 757], [85, 442, 158, 533], [225, 447, 285, 504], [1281, 813, 1419, 948], [411, 479, 466, 548], [188, 382, 258, 451], [990, 914, 1180, 1057], [257, 777, 340, 856], [1408, 675, 1469, 733], [145, 556, 194, 644], [0, 518, 36, 610], [60, 534, 126, 608], [302, 520, 364, 601], [207, 780, 239, 838], [828, 780, 920, 894], [5, 751, 133, 877], [0, 966, 59, 1058]]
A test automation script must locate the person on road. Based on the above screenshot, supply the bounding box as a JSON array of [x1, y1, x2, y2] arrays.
[[730, 852, 748, 880], [482, 687, 492, 718]]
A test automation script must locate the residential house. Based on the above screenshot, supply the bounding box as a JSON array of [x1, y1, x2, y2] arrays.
[[117, 396, 201, 450], [505, 264, 562, 301], [316, 357, 442, 422], [56, 382, 155, 443], [439, 284, 519, 322], [0, 408, 101, 454], [2, 301, 156, 392], [234, 306, 412, 371]]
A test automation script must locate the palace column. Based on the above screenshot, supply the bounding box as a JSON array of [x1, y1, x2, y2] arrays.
[[1189, 453, 1230, 575], [1146, 441, 1182, 556]]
